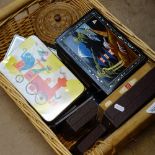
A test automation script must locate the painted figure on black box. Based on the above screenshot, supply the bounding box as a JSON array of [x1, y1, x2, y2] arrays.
[[72, 19, 137, 79]]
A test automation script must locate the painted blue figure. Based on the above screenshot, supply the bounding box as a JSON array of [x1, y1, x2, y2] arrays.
[[73, 31, 119, 78], [78, 41, 117, 69], [20, 52, 35, 71]]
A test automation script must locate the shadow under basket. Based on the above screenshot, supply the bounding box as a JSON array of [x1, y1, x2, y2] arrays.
[[0, 0, 155, 155]]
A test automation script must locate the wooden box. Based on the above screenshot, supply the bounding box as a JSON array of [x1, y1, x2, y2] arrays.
[[0, 0, 154, 154]]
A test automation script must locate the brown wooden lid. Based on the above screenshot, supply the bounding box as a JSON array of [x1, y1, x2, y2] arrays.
[[33, 2, 82, 43]]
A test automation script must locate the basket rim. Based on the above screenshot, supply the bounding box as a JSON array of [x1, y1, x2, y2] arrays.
[[0, 0, 155, 155], [0, 0, 154, 61], [89, 0, 155, 61], [0, 0, 33, 22]]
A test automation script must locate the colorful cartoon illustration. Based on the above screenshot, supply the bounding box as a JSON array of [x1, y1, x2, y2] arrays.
[[3, 56, 18, 74], [14, 52, 67, 105], [38, 48, 50, 61], [20, 52, 35, 71], [0, 36, 84, 122]]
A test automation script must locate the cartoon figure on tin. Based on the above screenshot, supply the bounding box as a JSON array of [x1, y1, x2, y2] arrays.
[[14, 50, 67, 105]]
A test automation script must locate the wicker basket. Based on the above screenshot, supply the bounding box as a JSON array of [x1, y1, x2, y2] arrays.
[[0, 0, 154, 154]]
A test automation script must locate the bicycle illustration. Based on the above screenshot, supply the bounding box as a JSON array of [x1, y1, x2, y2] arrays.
[[14, 52, 67, 105]]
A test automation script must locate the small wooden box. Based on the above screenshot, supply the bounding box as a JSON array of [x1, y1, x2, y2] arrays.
[[0, 0, 154, 154]]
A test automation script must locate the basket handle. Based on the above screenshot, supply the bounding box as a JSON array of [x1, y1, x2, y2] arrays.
[[0, 0, 33, 21]]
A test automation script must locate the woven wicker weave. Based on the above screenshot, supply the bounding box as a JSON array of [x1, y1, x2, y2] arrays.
[[33, 2, 83, 43], [0, 0, 154, 155]]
